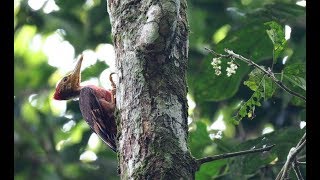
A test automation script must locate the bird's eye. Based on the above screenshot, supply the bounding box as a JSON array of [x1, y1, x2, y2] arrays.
[[63, 77, 68, 82]]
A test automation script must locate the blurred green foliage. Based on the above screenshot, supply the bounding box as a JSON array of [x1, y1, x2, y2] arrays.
[[14, 0, 305, 179]]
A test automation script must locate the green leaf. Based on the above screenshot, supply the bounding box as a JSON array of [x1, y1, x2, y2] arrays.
[[212, 24, 231, 44], [283, 75, 306, 91], [14, 25, 37, 56], [81, 61, 108, 81], [229, 128, 304, 175], [189, 121, 212, 158], [196, 160, 227, 180], [244, 68, 265, 91], [244, 68, 276, 99], [282, 63, 306, 106], [234, 68, 277, 122], [283, 62, 306, 78], [242, 3, 306, 26], [264, 21, 287, 64], [14, 60, 55, 94], [21, 102, 40, 126], [234, 91, 261, 123]]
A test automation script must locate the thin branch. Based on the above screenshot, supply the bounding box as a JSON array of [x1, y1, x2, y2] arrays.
[[197, 144, 275, 166], [205, 48, 306, 101], [225, 49, 306, 101], [296, 133, 306, 147], [293, 138, 306, 157], [292, 161, 304, 180], [296, 161, 306, 165], [275, 133, 306, 180], [282, 141, 306, 179], [205, 47, 230, 58], [297, 155, 306, 161]]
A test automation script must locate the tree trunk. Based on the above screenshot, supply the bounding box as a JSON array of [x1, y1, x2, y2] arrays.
[[107, 0, 196, 179]]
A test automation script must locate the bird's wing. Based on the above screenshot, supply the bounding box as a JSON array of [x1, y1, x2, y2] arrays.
[[79, 87, 117, 152]]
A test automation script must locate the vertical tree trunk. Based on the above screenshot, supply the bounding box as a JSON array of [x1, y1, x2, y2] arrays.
[[107, 0, 196, 179]]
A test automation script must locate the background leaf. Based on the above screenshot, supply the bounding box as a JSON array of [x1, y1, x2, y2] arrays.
[[264, 21, 287, 64]]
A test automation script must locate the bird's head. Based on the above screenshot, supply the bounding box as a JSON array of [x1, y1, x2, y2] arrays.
[[53, 55, 83, 100]]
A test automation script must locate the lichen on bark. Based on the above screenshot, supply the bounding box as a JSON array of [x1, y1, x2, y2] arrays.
[[107, 0, 196, 179]]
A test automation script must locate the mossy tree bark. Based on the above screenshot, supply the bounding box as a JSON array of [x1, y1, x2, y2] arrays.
[[107, 0, 196, 179]]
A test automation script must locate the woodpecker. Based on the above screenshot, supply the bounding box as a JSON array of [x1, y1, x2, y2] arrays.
[[53, 55, 117, 152]]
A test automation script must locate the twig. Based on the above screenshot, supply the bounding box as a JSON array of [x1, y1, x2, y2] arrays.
[[205, 47, 230, 58], [197, 144, 275, 166], [275, 133, 306, 180], [296, 133, 306, 147], [297, 154, 306, 161], [204, 48, 306, 101], [292, 161, 304, 180], [224, 49, 306, 101], [296, 161, 306, 165]]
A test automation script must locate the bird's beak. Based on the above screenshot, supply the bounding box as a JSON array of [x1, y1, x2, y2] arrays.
[[70, 55, 83, 87]]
